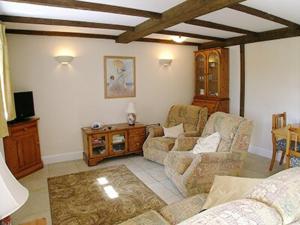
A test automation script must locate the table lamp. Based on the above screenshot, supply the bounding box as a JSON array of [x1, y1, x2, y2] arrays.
[[0, 152, 29, 225], [126, 102, 136, 126]]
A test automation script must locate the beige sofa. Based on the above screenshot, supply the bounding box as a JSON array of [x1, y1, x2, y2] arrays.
[[143, 105, 208, 164], [119, 167, 300, 225], [164, 112, 253, 196]]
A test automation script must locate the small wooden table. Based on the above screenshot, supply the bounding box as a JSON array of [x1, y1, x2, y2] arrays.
[[82, 123, 146, 166], [20, 218, 46, 225]]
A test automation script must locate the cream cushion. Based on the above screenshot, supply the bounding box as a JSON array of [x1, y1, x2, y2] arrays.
[[202, 175, 262, 210], [192, 132, 221, 154], [246, 167, 300, 225], [163, 123, 184, 138]]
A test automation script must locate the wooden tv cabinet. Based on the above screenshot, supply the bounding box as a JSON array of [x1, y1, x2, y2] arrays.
[[4, 118, 43, 179], [82, 123, 146, 166]]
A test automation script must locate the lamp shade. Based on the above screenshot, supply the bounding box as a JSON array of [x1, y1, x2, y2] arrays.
[[126, 102, 136, 114], [0, 152, 28, 219]]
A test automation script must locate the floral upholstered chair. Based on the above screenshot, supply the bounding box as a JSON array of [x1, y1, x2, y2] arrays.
[[143, 105, 208, 165], [164, 112, 253, 197]]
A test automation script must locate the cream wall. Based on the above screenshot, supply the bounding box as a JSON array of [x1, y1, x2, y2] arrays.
[[7, 34, 196, 163], [245, 37, 300, 158]]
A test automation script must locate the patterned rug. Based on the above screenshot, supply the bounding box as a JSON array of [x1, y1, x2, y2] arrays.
[[48, 165, 166, 225]]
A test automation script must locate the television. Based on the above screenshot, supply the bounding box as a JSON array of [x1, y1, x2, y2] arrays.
[[14, 91, 35, 120]]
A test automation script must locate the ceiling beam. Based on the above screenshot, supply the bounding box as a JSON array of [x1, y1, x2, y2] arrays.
[[198, 27, 300, 49], [1, 0, 161, 19], [229, 4, 300, 28], [185, 19, 257, 35], [1, 15, 224, 41], [0, 15, 134, 31], [116, 0, 245, 43], [6, 29, 201, 46]]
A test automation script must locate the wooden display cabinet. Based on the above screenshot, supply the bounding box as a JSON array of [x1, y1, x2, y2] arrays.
[[3, 118, 43, 179], [193, 48, 229, 116], [82, 123, 146, 166]]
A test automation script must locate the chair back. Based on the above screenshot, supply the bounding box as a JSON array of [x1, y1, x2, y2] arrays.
[[202, 112, 253, 157], [286, 127, 300, 168], [272, 112, 287, 130], [165, 105, 207, 135]]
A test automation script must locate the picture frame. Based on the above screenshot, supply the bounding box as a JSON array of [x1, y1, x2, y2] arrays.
[[104, 56, 136, 98]]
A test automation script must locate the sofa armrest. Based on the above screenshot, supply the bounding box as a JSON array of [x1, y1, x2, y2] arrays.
[[148, 125, 164, 138], [175, 135, 199, 151], [181, 152, 243, 194]]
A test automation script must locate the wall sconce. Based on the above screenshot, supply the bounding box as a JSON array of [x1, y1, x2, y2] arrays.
[[55, 55, 74, 65], [159, 59, 172, 67]]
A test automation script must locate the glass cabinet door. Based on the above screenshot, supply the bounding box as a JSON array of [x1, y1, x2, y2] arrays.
[[90, 134, 108, 158], [110, 131, 127, 155], [195, 53, 207, 96], [207, 51, 220, 97]]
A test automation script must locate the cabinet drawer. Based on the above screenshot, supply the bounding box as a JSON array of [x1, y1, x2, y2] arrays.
[[128, 128, 145, 137], [10, 123, 37, 136]]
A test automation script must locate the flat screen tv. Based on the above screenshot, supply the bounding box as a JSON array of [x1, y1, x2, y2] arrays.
[[14, 91, 35, 120]]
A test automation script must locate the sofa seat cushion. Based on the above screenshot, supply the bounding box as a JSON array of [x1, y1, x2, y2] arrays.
[[247, 167, 300, 225], [160, 194, 207, 225], [178, 199, 282, 225], [118, 210, 170, 225], [148, 137, 176, 152], [164, 151, 194, 174]]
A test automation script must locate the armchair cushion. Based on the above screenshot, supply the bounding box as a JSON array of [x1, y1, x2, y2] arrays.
[[202, 112, 245, 152], [148, 137, 176, 152], [160, 194, 208, 225], [163, 123, 184, 138], [246, 167, 300, 225], [177, 135, 199, 151], [164, 151, 194, 174], [192, 132, 221, 154]]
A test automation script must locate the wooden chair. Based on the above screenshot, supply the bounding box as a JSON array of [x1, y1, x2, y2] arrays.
[[269, 112, 287, 171], [286, 127, 300, 168]]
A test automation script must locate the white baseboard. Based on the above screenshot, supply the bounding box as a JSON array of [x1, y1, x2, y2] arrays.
[[42, 151, 83, 165], [249, 145, 281, 161]]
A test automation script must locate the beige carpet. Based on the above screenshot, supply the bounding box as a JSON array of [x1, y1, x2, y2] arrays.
[[48, 165, 166, 225]]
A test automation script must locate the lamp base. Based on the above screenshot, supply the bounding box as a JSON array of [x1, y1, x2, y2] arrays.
[[0, 217, 12, 225], [127, 113, 136, 126]]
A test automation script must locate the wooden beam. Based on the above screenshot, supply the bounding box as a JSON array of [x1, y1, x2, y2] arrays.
[[185, 19, 257, 35], [240, 44, 245, 117], [6, 29, 201, 46], [0, 15, 134, 31], [198, 27, 300, 49], [2, 0, 161, 19], [117, 0, 245, 43], [229, 4, 300, 28], [1, 15, 224, 41], [157, 30, 225, 42]]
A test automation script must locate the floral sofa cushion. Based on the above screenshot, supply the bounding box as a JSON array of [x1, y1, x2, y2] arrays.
[[246, 167, 300, 225], [177, 199, 282, 225]]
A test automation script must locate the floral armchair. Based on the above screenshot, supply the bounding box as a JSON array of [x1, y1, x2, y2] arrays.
[[143, 105, 208, 164], [164, 112, 253, 196]]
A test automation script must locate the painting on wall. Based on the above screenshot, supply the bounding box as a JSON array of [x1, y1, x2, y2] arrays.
[[104, 56, 136, 98]]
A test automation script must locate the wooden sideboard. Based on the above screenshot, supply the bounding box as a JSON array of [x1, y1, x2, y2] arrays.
[[82, 123, 146, 166], [193, 48, 229, 116], [4, 118, 43, 179]]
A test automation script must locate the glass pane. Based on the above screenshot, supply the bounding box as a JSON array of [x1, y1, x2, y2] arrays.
[[111, 133, 126, 153], [91, 135, 107, 156], [195, 54, 206, 96], [207, 52, 220, 97]]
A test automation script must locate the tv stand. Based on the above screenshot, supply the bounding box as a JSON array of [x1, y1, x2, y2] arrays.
[[4, 118, 43, 178]]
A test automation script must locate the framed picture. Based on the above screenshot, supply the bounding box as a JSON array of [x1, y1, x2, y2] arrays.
[[104, 56, 136, 98]]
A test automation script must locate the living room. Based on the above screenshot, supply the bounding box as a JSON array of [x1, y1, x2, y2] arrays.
[[0, 0, 300, 225]]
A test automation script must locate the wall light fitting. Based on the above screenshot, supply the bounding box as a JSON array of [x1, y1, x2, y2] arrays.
[[159, 59, 172, 67], [55, 55, 74, 65]]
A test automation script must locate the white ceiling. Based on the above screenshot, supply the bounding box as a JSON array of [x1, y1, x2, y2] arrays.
[[0, 0, 299, 43]]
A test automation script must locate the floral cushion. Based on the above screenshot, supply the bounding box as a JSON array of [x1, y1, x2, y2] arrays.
[[291, 156, 300, 167], [177, 199, 282, 225], [246, 167, 300, 224], [148, 137, 176, 152], [276, 139, 286, 151]]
